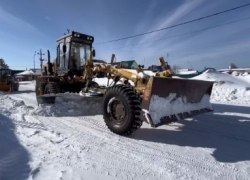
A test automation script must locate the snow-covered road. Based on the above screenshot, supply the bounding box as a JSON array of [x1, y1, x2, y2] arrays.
[[1, 71, 250, 180]]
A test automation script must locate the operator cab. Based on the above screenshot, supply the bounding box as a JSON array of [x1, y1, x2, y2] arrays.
[[0, 69, 11, 79], [56, 31, 95, 76]]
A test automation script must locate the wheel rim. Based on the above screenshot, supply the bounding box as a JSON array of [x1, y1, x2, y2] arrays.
[[108, 97, 126, 125]]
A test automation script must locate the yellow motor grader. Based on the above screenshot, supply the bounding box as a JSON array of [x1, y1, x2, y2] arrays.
[[36, 31, 214, 135], [0, 69, 19, 92]]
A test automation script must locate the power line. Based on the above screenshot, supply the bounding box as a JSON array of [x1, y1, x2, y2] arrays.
[[96, 3, 250, 44], [105, 16, 250, 51]]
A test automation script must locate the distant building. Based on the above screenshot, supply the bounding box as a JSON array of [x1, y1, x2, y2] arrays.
[[15, 69, 41, 81], [11, 70, 24, 76], [113, 60, 138, 69], [148, 65, 163, 72]]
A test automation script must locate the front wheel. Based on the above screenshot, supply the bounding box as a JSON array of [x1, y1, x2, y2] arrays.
[[37, 82, 60, 104], [44, 82, 61, 94], [103, 84, 143, 136]]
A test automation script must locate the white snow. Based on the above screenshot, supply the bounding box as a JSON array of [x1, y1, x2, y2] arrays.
[[175, 69, 198, 75], [16, 70, 35, 76], [148, 94, 212, 125], [192, 70, 250, 106], [0, 71, 250, 180]]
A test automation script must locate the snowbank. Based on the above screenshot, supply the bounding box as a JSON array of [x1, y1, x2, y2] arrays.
[[192, 70, 250, 106], [16, 70, 35, 76]]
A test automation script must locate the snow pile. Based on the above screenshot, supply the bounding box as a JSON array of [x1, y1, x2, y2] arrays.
[[16, 70, 35, 76], [192, 70, 250, 106], [93, 69, 155, 86], [33, 94, 103, 117], [175, 69, 198, 75], [93, 77, 109, 86], [238, 73, 250, 83], [211, 82, 250, 105], [0, 96, 35, 117], [192, 70, 249, 85]]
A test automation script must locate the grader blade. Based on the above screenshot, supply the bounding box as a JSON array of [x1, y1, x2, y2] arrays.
[[142, 77, 214, 127]]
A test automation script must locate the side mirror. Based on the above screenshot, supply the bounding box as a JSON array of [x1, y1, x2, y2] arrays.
[[63, 44, 67, 53], [92, 49, 96, 57]]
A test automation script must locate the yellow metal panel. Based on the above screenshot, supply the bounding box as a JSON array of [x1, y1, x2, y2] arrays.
[[0, 82, 10, 91]]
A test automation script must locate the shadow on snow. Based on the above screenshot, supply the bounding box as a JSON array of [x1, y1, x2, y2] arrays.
[[133, 104, 250, 163], [0, 114, 31, 180]]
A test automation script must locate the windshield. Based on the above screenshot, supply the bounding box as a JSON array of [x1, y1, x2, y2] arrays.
[[70, 42, 91, 69], [0, 69, 11, 78]]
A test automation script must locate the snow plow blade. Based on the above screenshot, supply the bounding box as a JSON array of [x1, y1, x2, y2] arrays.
[[142, 77, 214, 127]]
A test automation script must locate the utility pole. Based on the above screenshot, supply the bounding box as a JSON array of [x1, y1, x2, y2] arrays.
[[33, 51, 37, 72], [37, 49, 45, 70]]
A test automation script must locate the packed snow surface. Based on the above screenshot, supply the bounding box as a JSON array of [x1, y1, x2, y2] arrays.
[[0, 70, 250, 180]]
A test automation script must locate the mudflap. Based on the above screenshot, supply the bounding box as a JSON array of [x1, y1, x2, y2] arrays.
[[142, 77, 214, 127]]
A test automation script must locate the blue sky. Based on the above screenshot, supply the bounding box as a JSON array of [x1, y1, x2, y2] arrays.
[[0, 0, 250, 70]]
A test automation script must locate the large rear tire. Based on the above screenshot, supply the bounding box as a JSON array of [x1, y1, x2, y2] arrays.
[[103, 84, 143, 136]]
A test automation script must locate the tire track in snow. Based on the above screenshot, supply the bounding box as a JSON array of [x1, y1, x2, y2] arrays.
[[1, 92, 248, 179], [38, 116, 165, 179], [83, 119, 242, 179], [0, 95, 224, 179], [13, 120, 47, 131], [38, 116, 242, 180]]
